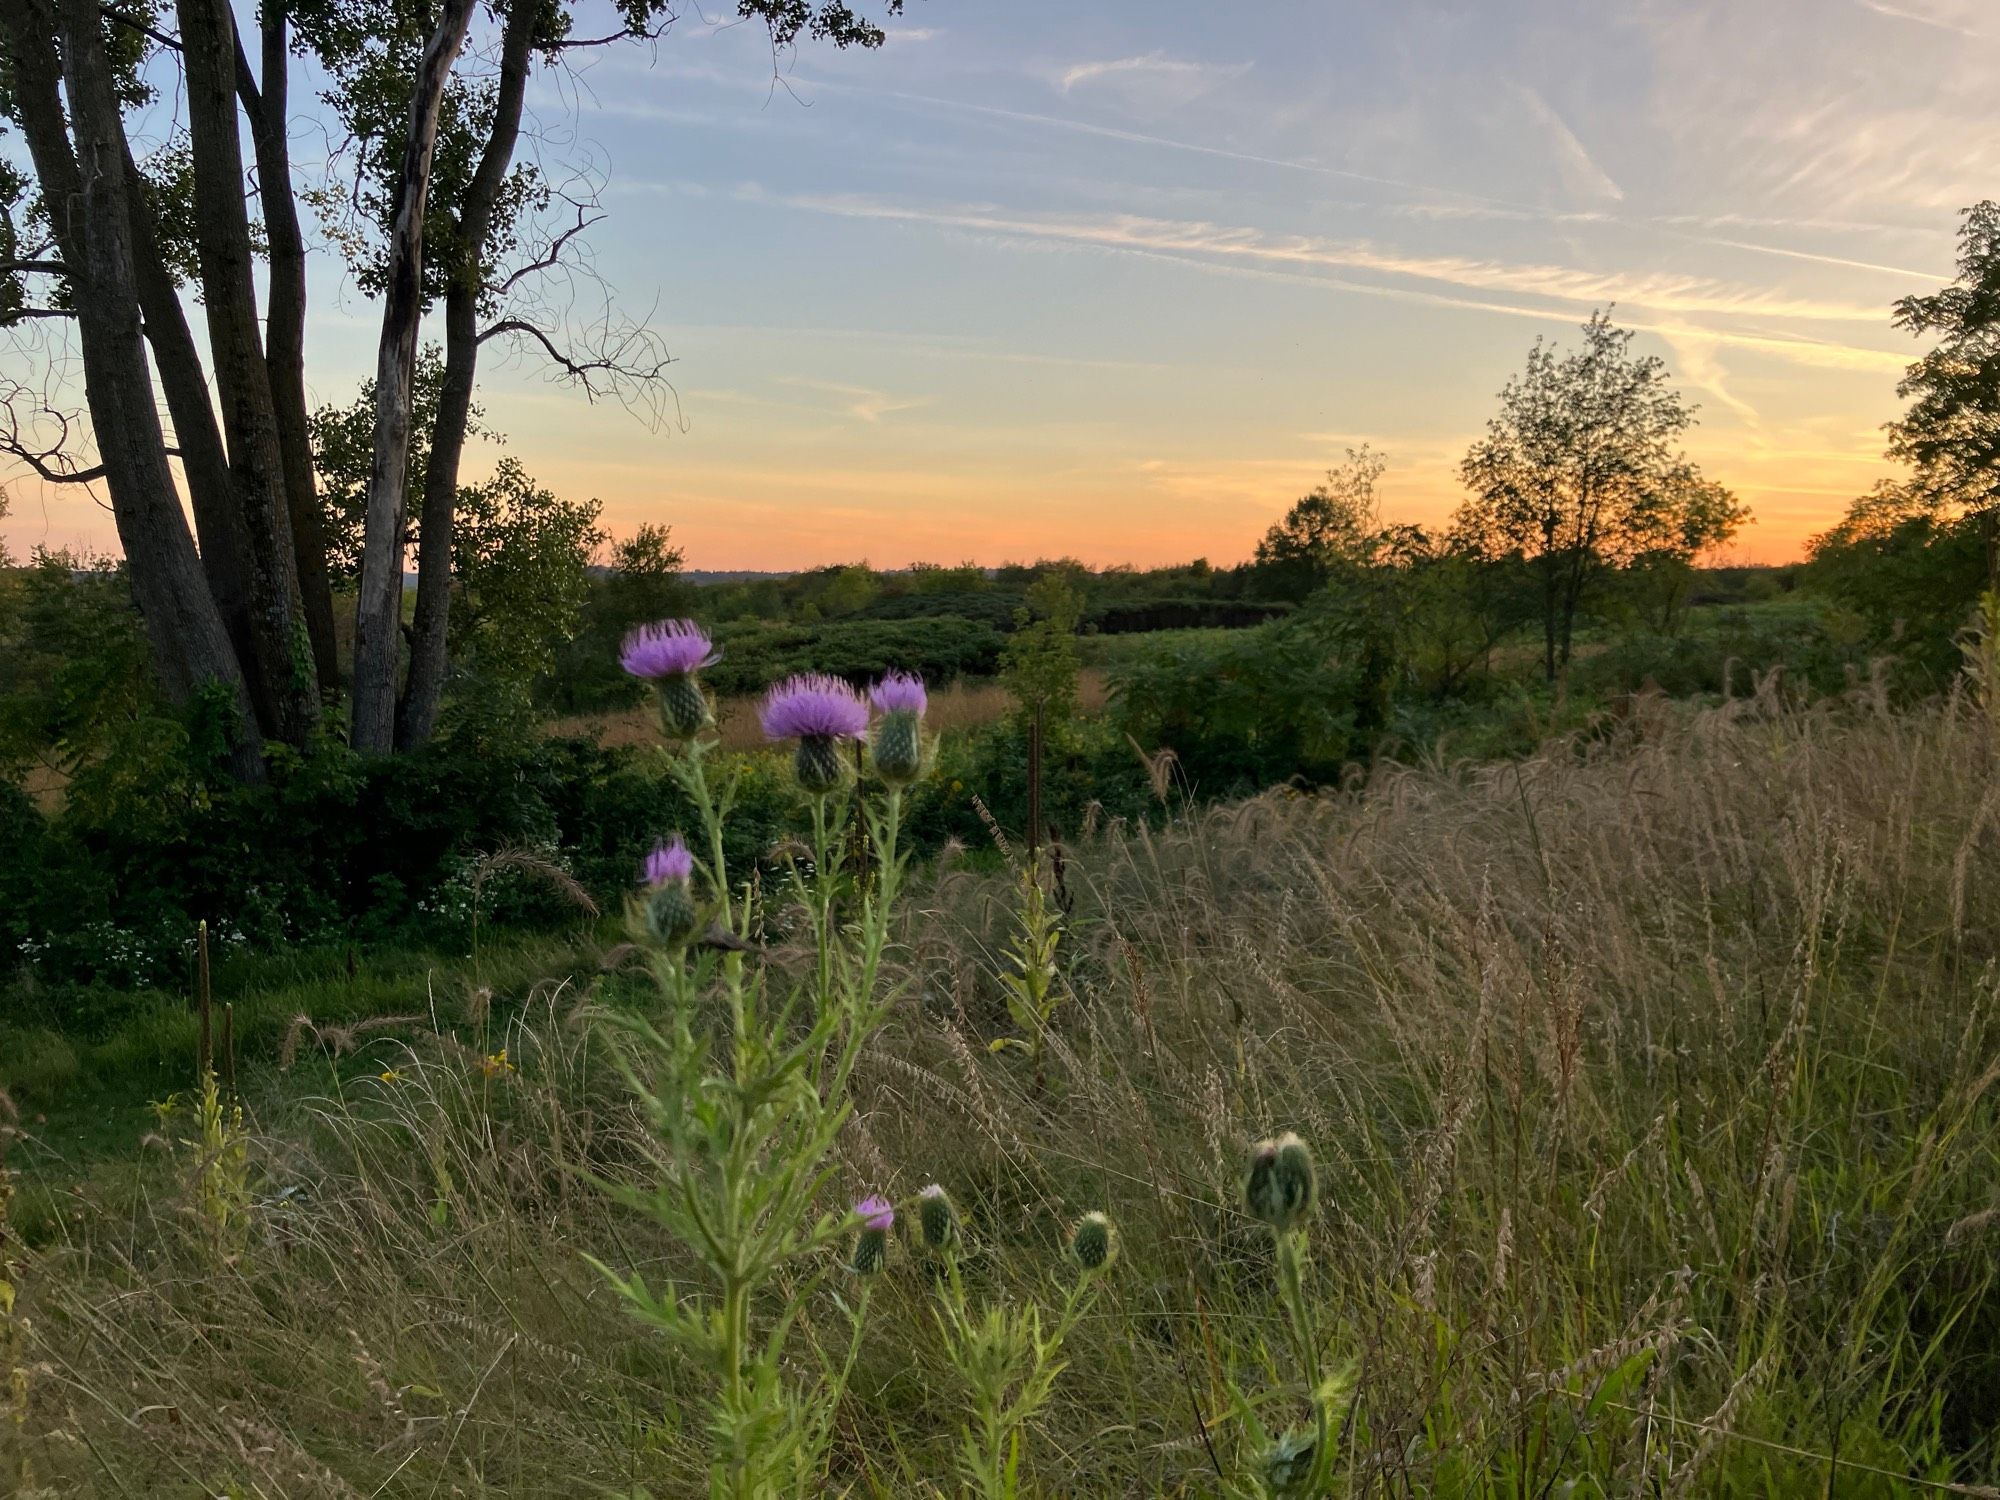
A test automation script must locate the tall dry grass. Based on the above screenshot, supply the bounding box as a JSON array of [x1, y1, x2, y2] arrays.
[[9, 683, 2000, 1495]]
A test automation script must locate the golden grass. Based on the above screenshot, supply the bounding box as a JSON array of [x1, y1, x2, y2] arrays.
[[11, 684, 2000, 1494]]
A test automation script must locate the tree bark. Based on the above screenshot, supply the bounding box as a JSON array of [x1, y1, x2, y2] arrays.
[[121, 138, 258, 674], [349, 0, 478, 754], [2, 0, 264, 778], [239, 8, 341, 691], [395, 0, 538, 750], [176, 0, 320, 745]]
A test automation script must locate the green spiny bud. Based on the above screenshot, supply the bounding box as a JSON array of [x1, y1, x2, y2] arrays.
[[1069, 1211, 1117, 1273], [643, 879, 700, 949], [871, 709, 925, 786], [794, 734, 848, 795], [851, 1194, 893, 1275], [852, 1226, 888, 1275], [655, 673, 713, 741], [1244, 1132, 1317, 1233], [917, 1183, 957, 1251]]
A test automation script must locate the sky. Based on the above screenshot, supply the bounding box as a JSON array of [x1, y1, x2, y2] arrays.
[[5, 0, 1998, 570]]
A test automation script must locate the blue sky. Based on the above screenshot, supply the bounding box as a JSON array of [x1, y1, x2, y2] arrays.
[[8, 0, 1995, 567]]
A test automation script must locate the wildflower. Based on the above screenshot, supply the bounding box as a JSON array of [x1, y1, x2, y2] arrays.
[[377, 1068, 403, 1085], [620, 620, 719, 740], [760, 674, 870, 794], [639, 835, 700, 948], [852, 1193, 894, 1274], [868, 672, 929, 785], [478, 1048, 514, 1079], [1244, 1132, 1317, 1234], [916, 1183, 958, 1251], [1069, 1211, 1117, 1273]]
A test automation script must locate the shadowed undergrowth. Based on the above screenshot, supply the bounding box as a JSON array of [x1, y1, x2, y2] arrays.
[[7, 686, 2000, 1495]]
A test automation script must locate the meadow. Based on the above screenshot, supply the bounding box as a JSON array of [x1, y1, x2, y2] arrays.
[[6, 667, 1999, 1496]]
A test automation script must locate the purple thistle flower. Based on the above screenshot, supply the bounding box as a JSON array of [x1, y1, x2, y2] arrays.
[[641, 835, 694, 887], [869, 671, 928, 718], [854, 1194, 895, 1233], [759, 674, 870, 743], [620, 619, 720, 680]]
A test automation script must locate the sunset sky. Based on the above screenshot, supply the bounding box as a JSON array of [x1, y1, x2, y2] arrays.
[[6, 0, 1998, 569]]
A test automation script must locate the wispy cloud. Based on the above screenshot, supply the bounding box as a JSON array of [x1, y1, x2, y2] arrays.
[[776, 376, 929, 423], [753, 189, 1890, 324], [1854, 0, 1983, 37], [807, 77, 1946, 282], [1515, 86, 1624, 204], [1056, 51, 1251, 107]]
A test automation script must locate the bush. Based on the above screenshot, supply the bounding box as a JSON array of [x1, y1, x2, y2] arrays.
[[853, 589, 1026, 633], [1109, 598, 1389, 795], [704, 617, 1005, 696], [1084, 597, 1290, 634]]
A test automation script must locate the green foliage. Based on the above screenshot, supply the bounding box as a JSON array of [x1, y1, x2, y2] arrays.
[[1250, 445, 1386, 602], [0, 550, 161, 782], [999, 570, 1084, 725], [591, 698, 916, 1497], [927, 1218, 1113, 1499], [1889, 201, 2000, 522], [451, 456, 606, 687], [310, 346, 484, 577], [1458, 310, 1745, 679], [1806, 209, 2000, 675], [705, 616, 1005, 696], [992, 864, 1065, 1061], [1110, 596, 1383, 793], [542, 524, 690, 712]]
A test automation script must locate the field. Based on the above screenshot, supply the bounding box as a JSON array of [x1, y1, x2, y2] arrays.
[[7, 685, 1999, 1495]]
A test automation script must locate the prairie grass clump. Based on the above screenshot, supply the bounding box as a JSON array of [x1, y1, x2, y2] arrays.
[[9, 682, 2000, 1494]]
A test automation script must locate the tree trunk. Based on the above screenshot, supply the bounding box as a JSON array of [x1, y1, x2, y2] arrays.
[[4, 0, 264, 778], [349, 0, 478, 754], [176, 0, 319, 746], [121, 137, 258, 676], [240, 8, 341, 691], [396, 0, 538, 750]]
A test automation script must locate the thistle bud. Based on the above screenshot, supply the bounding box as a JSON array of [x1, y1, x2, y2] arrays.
[[644, 880, 700, 949], [916, 1183, 957, 1251], [620, 621, 720, 742], [761, 676, 869, 797], [795, 734, 848, 795], [852, 1194, 894, 1275], [656, 673, 714, 741], [1244, 1132, 1317, 1233], [868, 673, 929, 786], [1069, 1211, 1117, 1274], [634, 836, 700, 948]]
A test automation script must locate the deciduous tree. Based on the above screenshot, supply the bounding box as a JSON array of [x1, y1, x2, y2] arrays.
[[1457, 311, 1740, 680]]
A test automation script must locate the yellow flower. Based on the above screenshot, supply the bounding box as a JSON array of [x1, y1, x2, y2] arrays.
[[378, 1068, 403, 1085], [479, 1048, 514, 1079]]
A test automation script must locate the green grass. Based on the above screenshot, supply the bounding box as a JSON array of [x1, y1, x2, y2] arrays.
[[2, 928, 604, 1172]]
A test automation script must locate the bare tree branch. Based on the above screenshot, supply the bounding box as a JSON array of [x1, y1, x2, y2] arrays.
[[99, 2, 182, 51], [490, 204, 603, 298], [0, 259, 68, 276]]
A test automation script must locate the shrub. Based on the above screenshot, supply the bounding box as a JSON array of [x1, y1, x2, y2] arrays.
[[704, 617, 1005, 696]]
